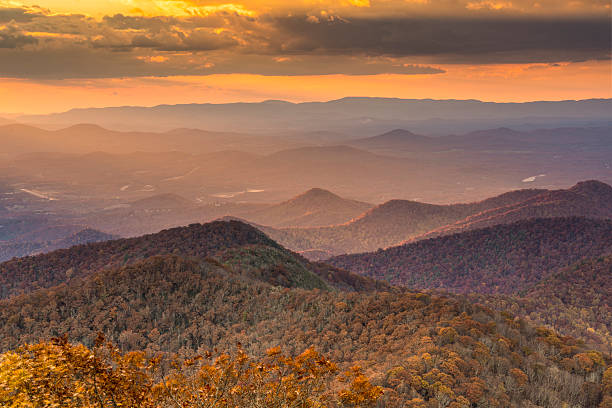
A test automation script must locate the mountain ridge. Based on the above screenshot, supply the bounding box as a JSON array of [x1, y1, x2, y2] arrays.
[[18, 98, 612, 134], [263, 181, 612, 257], [327, 216, 612, 294], [0, 220, 387, 300]]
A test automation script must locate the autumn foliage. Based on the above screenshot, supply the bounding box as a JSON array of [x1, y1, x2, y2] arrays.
[[0, 336, 382, 408]]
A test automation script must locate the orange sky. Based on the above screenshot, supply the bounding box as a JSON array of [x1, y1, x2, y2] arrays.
[[0, 1, 610, 114], [1, 61, 610, 114]]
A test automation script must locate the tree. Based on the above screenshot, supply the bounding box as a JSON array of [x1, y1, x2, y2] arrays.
[[0, 336, 383, 408]]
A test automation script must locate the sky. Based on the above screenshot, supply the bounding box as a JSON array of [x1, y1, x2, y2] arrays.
[[0, 0, 610, 113]]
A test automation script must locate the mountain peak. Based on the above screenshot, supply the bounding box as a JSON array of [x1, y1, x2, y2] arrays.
[[297, 188, 341, 200], [242, 188, 373, 228], [357, 129, 432, 144], [59, 123, 109, 133], [281, 188, 349, 209], [381, 129, 421, 137], [569, 180, 612, 196]]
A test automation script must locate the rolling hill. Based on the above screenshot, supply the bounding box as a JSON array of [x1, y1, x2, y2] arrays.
[[0, 220, 387, 299], [0, 123, 302, 158], [238, 188, 373, 227], [414, 180, 612, 240], [349, 126, 612, 156], [0, 222, 608, 406], [348, 129, 440, 153], [468, 255, 612, 350], [327, 217, 612, 295], [262, 188, 547, 256], [265, 181, 612, 257]]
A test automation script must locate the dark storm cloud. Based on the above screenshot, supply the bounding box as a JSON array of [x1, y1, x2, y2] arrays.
[[271, 16, 612, 63], [0, 47, 445, 79]]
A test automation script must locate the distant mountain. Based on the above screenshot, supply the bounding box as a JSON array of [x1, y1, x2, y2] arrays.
[[264, 181, 612, 256], [4, 125, 611, 206], [0, 228, 116, 263], [0, 123, 302, 158], [18, 97, 612, 135], [349, 126, 612, 156], [0, 220, 386, 299], [415, 180, 612, 240], [447, 126, 612, 152], [265, 187, 547, 255], [239, 188, 373, 227], [328, 217, 612, 295], [349, 129, 439, 151]]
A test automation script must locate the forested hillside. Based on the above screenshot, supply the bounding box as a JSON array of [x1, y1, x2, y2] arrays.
[[468, 256, 612, 352], [328, 217, 612, 294], [0, 254, 609, 407], [0, 220, 386, 299]]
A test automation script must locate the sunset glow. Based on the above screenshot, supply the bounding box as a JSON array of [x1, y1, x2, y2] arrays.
[[0, 0, 609, 113]]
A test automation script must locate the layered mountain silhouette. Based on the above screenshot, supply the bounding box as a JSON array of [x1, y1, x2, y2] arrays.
[[348, 126, 612, 155], [3, 123, 610, 206], [414, 180, 612, 240], [0, 123, 301, 157], [348, 129, 440, 152], [266, 181, 612, 257], [18, 97, 612, 135]]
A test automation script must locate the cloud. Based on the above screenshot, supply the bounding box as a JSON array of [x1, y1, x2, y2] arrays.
[[0, 46, 445, 78], [0, 2, 608, 78], [0, 5, 45, 23], [0, 25, 37, 48], [271, 16, 611, 63]]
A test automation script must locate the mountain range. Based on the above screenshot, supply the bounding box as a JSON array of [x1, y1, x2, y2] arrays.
[[3, 180, 611, 261], [0, 123, 304, 158], [17, 97, 612, 135], [0, 220, 388, 300], [2, 123, 610, 207], [327, 217, 612, 294], [348, 126, 612, 156], [0, 219, 608, 406], [263, 180, 612, 257]]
